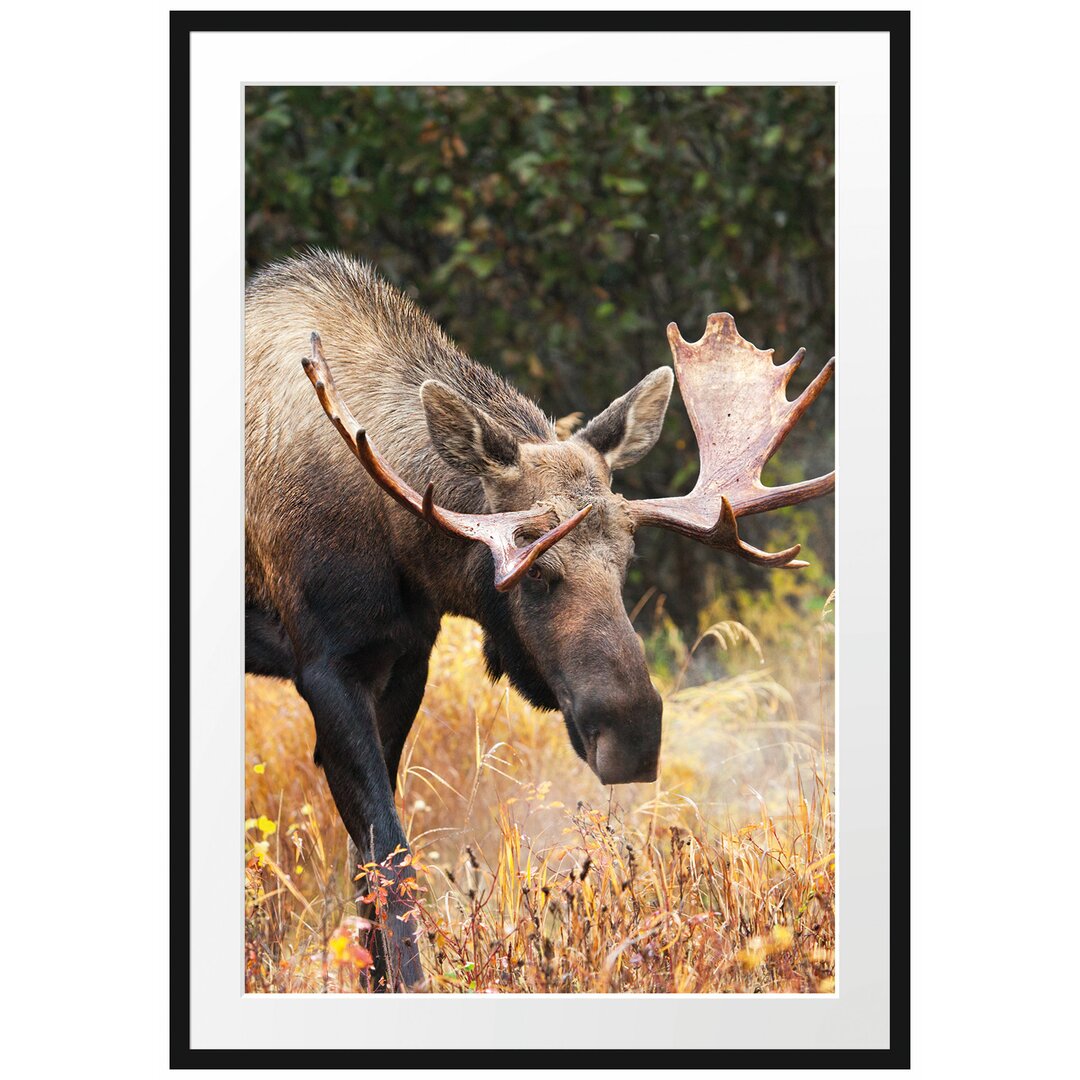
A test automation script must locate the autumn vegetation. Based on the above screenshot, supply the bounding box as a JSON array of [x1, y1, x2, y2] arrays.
[[245, 583, 834, 993]]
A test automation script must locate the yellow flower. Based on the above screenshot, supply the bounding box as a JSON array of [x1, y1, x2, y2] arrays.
[[257, 815, 277, 836], [770, 925, 794, 950], [253, 763, 266, 775], [328, 933, 349, 961], [736, 938, 767, 969]]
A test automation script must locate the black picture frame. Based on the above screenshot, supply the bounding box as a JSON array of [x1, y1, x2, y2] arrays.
[[171, 8, 910, 1069]]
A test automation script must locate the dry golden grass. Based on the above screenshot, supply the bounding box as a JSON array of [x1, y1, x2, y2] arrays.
[[245, 593, 834, 994]]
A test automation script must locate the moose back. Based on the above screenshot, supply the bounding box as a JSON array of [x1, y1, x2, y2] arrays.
[[244, 250, 834, 989]]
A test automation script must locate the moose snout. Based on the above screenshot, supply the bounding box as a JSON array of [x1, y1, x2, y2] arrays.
[[576, 686, 663, 786]]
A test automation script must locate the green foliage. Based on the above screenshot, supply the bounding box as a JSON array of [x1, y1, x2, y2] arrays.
[[246, 86, 834, 629]]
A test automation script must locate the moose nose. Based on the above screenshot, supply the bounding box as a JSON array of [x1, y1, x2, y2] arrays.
[[579, 688, 663, 786], [594, 728, 659, 785]]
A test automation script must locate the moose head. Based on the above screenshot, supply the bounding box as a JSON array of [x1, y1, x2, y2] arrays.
[[303, 313, 834, 786]]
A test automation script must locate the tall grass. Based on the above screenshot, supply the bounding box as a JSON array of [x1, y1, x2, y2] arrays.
[[245, 589, 834, 993]]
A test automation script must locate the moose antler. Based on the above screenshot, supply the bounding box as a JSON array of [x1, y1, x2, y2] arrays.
[[302, 333, 592, 591], [628, 313, 834, 569]]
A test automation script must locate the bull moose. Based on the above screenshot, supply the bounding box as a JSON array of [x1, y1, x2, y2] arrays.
[[244, 250, 834, 989]]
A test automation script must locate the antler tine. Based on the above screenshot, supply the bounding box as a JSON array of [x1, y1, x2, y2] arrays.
[[735, 469, 835, 518], [490, 503, 595, 591], [628, 313, 834, 569], [768, 355, 835, 460], [301, 332, 358, 446], [422, 479, 594, 589], [779, 346, 805, 387], [629, 497, 808, 569], [712, 497, 807, 569], [303, 332, 426, 518], [303, 332, 593, 590]]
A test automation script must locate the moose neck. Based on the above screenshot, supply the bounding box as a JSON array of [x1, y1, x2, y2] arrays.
[[422, 519, 561, 714], [474, 567, 561, 713]]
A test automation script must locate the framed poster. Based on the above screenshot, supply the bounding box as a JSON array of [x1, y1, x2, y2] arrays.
[[172, 7, 908, 1067]]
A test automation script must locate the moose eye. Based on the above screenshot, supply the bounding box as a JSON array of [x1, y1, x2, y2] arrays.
[[522, 564, 553, 593]]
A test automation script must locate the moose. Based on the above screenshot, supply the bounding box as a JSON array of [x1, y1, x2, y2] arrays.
[[245, 250, 834, 989]]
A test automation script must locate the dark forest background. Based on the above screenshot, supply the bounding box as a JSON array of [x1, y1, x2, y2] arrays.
[[245, 85, 834, 635]]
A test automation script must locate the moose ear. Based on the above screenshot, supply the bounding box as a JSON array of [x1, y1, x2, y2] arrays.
[[576, 367, 674, 471], [420, 379, 521, 478]]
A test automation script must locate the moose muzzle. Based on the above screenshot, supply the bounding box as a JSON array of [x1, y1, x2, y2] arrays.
[[575, 686, 663, 786]]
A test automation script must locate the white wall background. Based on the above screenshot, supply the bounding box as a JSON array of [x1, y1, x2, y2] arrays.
[[1, 1, 1075, 1077]]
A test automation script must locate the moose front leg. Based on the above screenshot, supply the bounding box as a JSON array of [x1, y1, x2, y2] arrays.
[[377, 648, 432, 788], [345, 646, 433, 983], [296, 658, 425, 991]]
